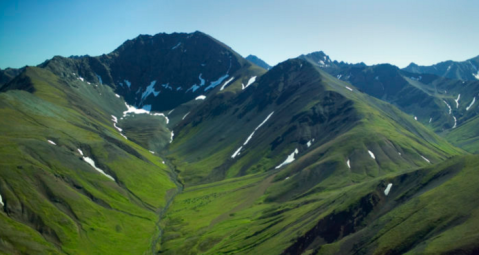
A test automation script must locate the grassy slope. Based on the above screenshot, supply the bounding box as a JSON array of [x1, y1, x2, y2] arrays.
[[160, 60, 467, 254], [0, 67, 176, 254]]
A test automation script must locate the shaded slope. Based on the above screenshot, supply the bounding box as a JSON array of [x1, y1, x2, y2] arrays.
[[38, 31, 265, 112], [404, 55, 479, 81]]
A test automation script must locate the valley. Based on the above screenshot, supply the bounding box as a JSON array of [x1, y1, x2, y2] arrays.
[[0, 31, 478, 255]]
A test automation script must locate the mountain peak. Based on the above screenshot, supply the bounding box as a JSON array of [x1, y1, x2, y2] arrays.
[[246, 55, 271, 70]]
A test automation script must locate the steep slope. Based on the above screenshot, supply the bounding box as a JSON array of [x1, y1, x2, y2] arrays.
[[159, 58, 466, 254], [246, 55, 271, 70], [404, 55, 479, 81], [445, 114, 479, 153], [0, 67, 23, 88], [38, 31, 265, 112], [302, 52, 479, 138], [0, 66, 178, 254]]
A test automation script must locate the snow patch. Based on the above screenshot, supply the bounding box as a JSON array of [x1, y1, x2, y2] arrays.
[[368, 150, 376, 159], [77, 77, 84, 82], [168, 109, 175, 115], [220, 77, 235, 91], [307, 140, 312, 148], [115, 94, 120, 98], [96, 74, 103, 84], [162, 83, 173, 90], [454, 94, 461, 108], [414, 116, 417, 121], [182, 112, 190, 120], [346, 159, 351, 169], [337, 74, 342, 79], [231, 146, 243, 158], [345, 86, 353, 91], [429, 118, 432, 123], [170, 131, 174, 143], [83, 157, 115, 181], [466, 97, 476, 111], [78, 149, 83, 156], [421, 155, 431, 163], [204, 74, 230, 91], [275, 149, 299, 169], [141, 81, 160, 102], [243, 76, 257, 89], [172, 42, 181, 50], [195, 95, 206, 100], [149, 151, 155, 154], [47, 140, 56, 145], [124, 80, 131, 88], [243, 112, 274, 146], [384, 183, 393, 196], [443, 100, 452, 114], [0, 194, 3, 206], [453, 116, 457, 129]]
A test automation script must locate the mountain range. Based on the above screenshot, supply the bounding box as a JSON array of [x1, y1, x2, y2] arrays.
[[0, 31, 478, 255]]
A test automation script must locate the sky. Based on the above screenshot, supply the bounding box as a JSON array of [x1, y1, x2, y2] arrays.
[[1, 0, 479, 69]]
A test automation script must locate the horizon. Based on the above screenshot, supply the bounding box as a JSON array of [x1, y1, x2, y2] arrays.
[[1, 0, 478, 69]]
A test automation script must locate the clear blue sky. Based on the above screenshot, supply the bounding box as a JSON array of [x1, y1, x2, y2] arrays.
[[1, 0, 478, 69]]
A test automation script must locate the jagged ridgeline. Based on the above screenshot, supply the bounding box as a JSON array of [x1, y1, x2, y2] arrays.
[[0, 31, 478, 255]]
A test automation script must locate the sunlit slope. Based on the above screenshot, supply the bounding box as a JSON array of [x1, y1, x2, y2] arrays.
[[0, 67, 175, 254], [161, 153, 479, 254]]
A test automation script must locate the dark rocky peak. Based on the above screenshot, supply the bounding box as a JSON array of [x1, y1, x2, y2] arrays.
[[246, 55, 271, 70]]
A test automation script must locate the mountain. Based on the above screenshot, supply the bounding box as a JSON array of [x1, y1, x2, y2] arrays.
[[403, 55, 479, 81], [0, 67, 23, 88], [39, 31, 265, 112], [0, 32, 477, 255], [246, 55, 271, 70], [159, 58, 467, 254], [302, 51, 479, 154]]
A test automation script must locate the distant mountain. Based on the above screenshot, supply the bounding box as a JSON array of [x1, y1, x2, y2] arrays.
[[403, 55, 479, 81], [0, 67, 23, 88], [39, 31, 265, 111], [246, 54, 271, 70]]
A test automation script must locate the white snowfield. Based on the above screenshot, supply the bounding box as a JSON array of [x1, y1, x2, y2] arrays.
[[443, 100, 452, 114], [368, 150, 375, 159], [78, 149, 84, 156], [220, 77, 235, 91], [170, 131, 174, 143], [275, 148, 299, 169], [204, 74, 230, 91], [195, 95, 206, 100], [141, 81, 160, 102], [243, 112, 274, 146], [414, 116, 418, 121], [231, 112, 275, 158], [466, 97, 476, 111], [82, 156, 115, 181], [0, 194, 3, 206], [47, 140, 56, 145], [172, 42, 181, 50], [384, 183, 393, 196], [243, 76, 257, 89], [231, 146, 243, 158], [455, 94, 461, 108], [421, 155, 431, 163], [345, 86, 353, 91], [115, 94, 121, 98], [346, 159, 351, 169], [122, 103, 169, 124]]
